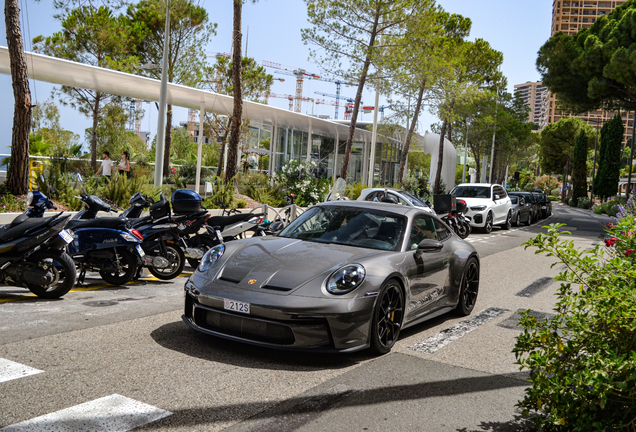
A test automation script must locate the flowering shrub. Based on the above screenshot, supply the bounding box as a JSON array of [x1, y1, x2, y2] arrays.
[[0, 194, 26, 213], [535, 175, 559, 191], [275, 160, 329, 207], [515, 217, 636, 431]]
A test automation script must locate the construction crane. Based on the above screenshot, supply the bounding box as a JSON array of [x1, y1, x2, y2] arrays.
[[269, 66, 320, 113], [315, 99, 354, 120], [315, 91, 368, 120], [379, 105, 391, 120], [269, 93, 314, 111], [309, 77, 356, 119]]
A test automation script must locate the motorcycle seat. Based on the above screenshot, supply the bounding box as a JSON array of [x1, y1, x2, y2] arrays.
[[207, 214, 254, 230], [127, 216, 152, 228], [67, 217, 129, 230], [0, 216, 53, 243]]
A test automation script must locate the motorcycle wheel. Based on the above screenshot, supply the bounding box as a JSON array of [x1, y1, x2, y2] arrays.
[[148, 244, 185, 280], [26, 250, 77, 299], [99, 249, 137, 286], [456, 220, 470, 239]]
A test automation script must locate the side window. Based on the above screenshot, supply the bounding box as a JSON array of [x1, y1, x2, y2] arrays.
[[408, 214, 437, 249], [365, 191, 380, 201], [390, 193, 410, 206], [434, 219, 452, 241]]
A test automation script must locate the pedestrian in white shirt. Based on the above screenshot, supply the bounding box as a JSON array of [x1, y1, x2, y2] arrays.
[[95, 151, 113, 183]]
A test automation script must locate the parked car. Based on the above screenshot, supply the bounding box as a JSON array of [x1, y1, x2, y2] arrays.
[[536, 193, 552, 218], [358, 188, 434, 213], [510, 195, 531, 226], [449, 183, 512, 233], [183, 201, 480, 354], [508, 192, 540, 223]]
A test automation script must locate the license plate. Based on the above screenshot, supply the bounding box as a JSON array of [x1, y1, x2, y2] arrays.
[[216, 230, 223, 242], [224, 299, 250, 314], [136, 245, 145, 258], [59, 229, 73, 244]]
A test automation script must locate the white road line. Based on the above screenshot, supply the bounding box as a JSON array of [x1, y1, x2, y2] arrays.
[[0, 358, 43, 384], [408, 307, 508, 354], [1, 394, 172, 432]]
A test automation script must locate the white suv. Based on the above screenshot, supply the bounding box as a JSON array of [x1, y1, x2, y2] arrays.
[[450, 183, 512, 233]]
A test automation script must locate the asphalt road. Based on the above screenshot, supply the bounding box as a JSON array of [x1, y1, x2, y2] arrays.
[[0, 204, 612, 432]]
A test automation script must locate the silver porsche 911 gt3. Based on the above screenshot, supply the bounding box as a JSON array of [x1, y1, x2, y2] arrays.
[[183, 200, 480, 354]]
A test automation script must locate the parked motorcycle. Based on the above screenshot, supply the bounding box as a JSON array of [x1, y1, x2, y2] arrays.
[[0, 212, 76, 298], [432, 194, 471, 240]]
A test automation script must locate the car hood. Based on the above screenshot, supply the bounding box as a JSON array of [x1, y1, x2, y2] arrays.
[[214, 236, 382, 293], [455, 197, 493, 208]]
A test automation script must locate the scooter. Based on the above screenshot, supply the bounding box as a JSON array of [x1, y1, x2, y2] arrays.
[[0, 212, 76, 298]]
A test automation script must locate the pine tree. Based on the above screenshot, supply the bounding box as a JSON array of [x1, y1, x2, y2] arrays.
[[571, 130, 588, 205], [594, 114, 624, 200]]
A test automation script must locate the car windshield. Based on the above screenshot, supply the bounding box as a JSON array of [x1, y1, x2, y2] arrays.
[[400, 191, 428, 207], [451, 186, 491, 199], [278, 205, 406, 251], [510, 196, 518, 204]]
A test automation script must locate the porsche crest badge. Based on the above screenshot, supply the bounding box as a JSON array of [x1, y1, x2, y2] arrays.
[[248, 279, 257, 285]]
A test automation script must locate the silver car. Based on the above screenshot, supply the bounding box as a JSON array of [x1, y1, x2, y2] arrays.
[[183, 201, 480, 354], [357, 188, 435, 214]]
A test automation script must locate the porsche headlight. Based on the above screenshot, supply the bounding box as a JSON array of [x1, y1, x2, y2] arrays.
[[326, 264, 366, 295], [198, 244, 225, 272]]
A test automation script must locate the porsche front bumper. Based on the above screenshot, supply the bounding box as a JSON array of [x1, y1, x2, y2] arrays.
[[183, 280, 377, 353]]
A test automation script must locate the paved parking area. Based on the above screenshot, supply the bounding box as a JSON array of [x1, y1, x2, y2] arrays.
[[0, 205, 611, 431]]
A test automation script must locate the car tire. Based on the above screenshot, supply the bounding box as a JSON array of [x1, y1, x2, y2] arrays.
[[370, 279, 404, 355], [526, 213, 532, 226], [455, 258, 480, 316], [483, 212, 493, 234], [514, 213, 520, 227], [26, 250, 77, 299], [501, 211, 512, 230]]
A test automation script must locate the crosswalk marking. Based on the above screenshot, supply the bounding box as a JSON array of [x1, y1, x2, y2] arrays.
[[409, 307, 508, 354], [1, 394, 171, 432], [0, 358, 43, 384]]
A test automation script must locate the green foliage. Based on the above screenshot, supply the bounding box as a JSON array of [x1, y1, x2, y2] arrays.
[[572, 130, 589, 206], [0, 194, 27, 213], [539, 118, 594, 175], [235, 200, 247, 209], [519, 168, 536, 190], [537, 0, 636, 113], [345, 181, 366, 200], [238, 173, 285, 207], [515, 219, 636, 431], [523, 183, 535, 192], [595, 115, 624, 200], [202, 177, 236, 209], [94, 174, 160, 209], [551, 188, 562, 197], [576, 197, 591, 209]]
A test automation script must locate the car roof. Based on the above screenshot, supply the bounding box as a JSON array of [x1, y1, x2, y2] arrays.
[[315, 199, 419, 216], [454, 183, 498, 187], [361, 187, 407, 194]]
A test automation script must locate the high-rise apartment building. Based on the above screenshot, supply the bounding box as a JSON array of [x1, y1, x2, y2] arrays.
[[514, 81, 549, 128], [547, 0, 632, 143]]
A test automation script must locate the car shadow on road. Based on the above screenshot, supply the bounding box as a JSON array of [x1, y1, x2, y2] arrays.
[[150, 320, 371, 372], [456, 414, 537, 431]]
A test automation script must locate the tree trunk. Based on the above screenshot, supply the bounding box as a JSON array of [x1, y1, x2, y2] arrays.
[[5, 0, 31, 195], [216, 118, 232, 177], [90, 94, 101, 170], [163, 104, 172, 176], [434, 119, 448, 193], [397, 78, 426, 183], [561, 159, 569, 203], [447, 122, 452, 143], [226, 0, 243, 183], [340, 6, 380, 181]]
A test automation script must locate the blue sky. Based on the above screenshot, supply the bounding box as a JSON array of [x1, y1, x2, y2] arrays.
[[0, 0, 553, 156]]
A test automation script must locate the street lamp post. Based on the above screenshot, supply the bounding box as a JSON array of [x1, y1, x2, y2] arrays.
[[153, 0, 171, 188], [627, 111, 635, 199], [462, 120, 469, 184]]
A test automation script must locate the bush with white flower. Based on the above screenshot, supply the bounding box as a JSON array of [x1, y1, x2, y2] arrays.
[[275, 160, 330, 207]]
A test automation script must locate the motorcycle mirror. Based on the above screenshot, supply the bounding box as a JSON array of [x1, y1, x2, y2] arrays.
[[76, 173, 84, 183]]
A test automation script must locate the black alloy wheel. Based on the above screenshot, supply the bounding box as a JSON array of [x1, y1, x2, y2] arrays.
[[483, 212, 493, 234], [455, 258, 480, 316], [26, 250, 77, 299], [502, 211, 512, 230], [370, 280, 404, 355], [99, 249, 137, 286]]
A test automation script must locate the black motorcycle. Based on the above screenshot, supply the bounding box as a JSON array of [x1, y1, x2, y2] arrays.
[[0, 212, 76, 298]]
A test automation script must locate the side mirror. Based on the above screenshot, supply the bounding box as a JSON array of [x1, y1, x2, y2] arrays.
[[76, 173, 84, 183], [416, 239, 443, 253], [494, 194, 500, 201], [269, 221, 285, 234]]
